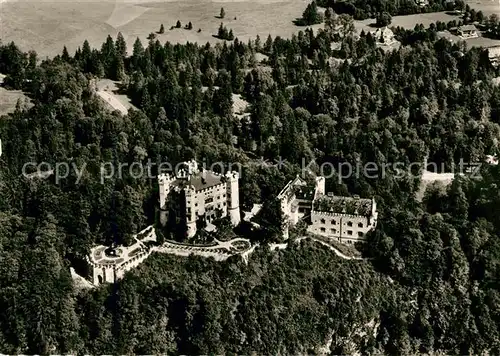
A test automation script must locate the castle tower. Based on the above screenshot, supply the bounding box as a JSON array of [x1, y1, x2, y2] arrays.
[[158, 173, 172, 210], [184, 186, 197, 238], [225, 171, 241, 226], [158, 173, 174, 226], [315, 176, 325, 196]]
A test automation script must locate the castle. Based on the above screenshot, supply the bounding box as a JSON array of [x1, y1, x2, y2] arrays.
[[158, 160, 241, 238], [278, 176, 378, 243]]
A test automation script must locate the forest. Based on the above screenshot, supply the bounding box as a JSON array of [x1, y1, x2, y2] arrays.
[[0, 10, 499, 354]]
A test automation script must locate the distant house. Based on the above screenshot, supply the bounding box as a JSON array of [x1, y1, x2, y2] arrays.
[[457, 24, 478, 39], [488, 46, 500, 67], [370, 27, 395, 44]]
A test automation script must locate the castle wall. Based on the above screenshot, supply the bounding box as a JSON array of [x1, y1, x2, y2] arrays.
[[308, 211, 374, 243]]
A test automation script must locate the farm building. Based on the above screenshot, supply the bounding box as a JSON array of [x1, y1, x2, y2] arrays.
[[457, 25, 478, 39]]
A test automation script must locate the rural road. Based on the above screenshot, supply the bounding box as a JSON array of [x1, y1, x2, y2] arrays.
[[295, 236, 364, 260]]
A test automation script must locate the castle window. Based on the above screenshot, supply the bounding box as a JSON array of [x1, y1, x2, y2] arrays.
[[331, 228, 336, 233], [205, 197, 213, 204], [347, 221, 353, 227], [195, 203, 198, 207], [358, 222, 363, 228], [320, 227, 326, 232], [217, 196, 221, 200], [320, 219, 326, 224], [358, 231, 364, 237], [223, 194, 226, 198], [347, 230, 353, 235], [223, 202, 226, 206], [331, 219, 336, 225]]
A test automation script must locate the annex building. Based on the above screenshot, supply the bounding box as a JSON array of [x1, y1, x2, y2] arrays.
[[278, 176, 378, 244], [158, 160, 241, 238]]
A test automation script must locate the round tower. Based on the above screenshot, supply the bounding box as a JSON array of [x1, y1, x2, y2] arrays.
[[225, 171, 241, 226], [184, 185, 197, 238]]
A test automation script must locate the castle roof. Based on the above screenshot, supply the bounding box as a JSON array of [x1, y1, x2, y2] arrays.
[[278, 176, 307, 200], [172, 170, 226, 191], [295, 185, 315, 200], [313, 195, 373, 216]]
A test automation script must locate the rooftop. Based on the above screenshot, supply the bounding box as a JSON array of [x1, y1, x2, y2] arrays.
[[370, 27, 394, 37], [313, 195, 373, 216], [295, 185, 315, 200], [458, 24, 477, 32], [172, 170, 226, 191]]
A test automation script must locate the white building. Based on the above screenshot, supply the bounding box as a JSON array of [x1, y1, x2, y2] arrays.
[[158, 160, 241, 238], [277, 175, 325, 238], [486, 155, 499, 166], [370, 27, 396, 44], [457, 25, 478, 39], [278, 176, 378, 243], [308, 194, 378, 244], [86, 226, 156, 285]]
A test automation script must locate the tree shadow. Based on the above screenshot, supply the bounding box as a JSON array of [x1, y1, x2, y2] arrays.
[[293, 18, 307, 26]]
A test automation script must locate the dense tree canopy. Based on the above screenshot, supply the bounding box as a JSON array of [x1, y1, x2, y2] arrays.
[[0, 14, 499, 354]]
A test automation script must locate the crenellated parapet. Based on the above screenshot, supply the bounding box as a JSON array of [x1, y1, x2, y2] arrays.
[[86, 225, 157, 285], [310, 210, 368, 219]]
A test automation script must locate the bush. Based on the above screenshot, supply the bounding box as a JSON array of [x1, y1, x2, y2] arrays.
[[376, 11, 392, 27]]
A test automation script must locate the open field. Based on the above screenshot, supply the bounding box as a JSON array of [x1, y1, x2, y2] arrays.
[[466, 0, 499, 16], [354, 11, 459, 33], [0, 0, 320, 58], [0, 87, 29, 116], [0, 0, 496, 59]]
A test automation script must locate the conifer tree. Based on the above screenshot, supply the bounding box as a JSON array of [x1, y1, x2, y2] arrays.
[[301, 1, 323, 25], [116, 32, 127, 58], [61, 46, 70, 62]]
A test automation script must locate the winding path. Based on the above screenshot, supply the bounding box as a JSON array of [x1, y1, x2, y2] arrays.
[[295, 236, 364, 260], [153, 237, 252, 261]]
